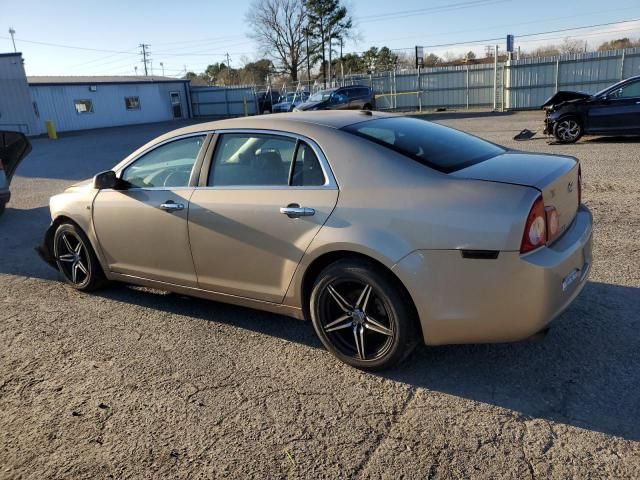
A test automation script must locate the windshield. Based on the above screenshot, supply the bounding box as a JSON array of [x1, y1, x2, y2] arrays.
[[593, 79, 627, 98], [308, 89, 335, 102], [341, 117, 505, 173]]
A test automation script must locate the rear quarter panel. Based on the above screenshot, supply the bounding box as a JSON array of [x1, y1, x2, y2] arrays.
[[283, 128, 539, 308]]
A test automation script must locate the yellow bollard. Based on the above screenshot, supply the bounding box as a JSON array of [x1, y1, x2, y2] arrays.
[[45, 120, 57, 140], [243, 97, 248, 117]]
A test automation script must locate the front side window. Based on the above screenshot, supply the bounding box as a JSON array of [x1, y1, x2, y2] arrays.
[[342, 117, 504, 173], [74, 99, 93, 114], [122, 135, 205, 188], [609, 80, 640, 99], [309, 89, 335, 102], [209, 134, 296, 186], [125, 96, 140, 110]]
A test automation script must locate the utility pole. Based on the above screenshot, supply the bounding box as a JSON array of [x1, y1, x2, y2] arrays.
[[139, 43, 150, 76], [160, 62, 165, 76], [8, 27, 16, 53], [225, 52, 232, 85], [305, 27, 311, 86], [327, 26, 332, 87], [340, 37, 344, 87]]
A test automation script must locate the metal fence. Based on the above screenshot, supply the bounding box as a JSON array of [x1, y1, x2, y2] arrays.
[[344, 47, 640, 111], [190, 85, 258, 118], [188, 48, 640, 117], [506, 48, 640, 109]]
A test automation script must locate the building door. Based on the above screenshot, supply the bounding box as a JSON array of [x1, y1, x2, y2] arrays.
[[170, 92, 183, 118]]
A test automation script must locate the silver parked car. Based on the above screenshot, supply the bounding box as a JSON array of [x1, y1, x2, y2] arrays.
[[1, 131, 31, 217], [38, 111, 593, 370]]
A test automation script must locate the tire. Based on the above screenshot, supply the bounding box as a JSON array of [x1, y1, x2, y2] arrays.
[[0, 201, 5, 217], [553, 117, 583, 144], [310, 259, 418, 370], [53, 222, 107, 292], [362, 103, 372, 111]]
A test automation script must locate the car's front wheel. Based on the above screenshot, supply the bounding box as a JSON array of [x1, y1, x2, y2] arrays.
[[53, 222, 106, 291], [553, 117, 583, 143], [310, 259, 418, 370]]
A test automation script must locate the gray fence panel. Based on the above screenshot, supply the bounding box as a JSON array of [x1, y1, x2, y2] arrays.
[[190, 86, 257, 118], [507, 48, 640, 109]]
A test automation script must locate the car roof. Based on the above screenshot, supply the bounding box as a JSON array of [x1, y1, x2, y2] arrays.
[[162, 111, 396, 137]]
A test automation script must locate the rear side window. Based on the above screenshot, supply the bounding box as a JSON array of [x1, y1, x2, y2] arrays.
[[209, 133, 296, 186], [341, 117, 504, 173]]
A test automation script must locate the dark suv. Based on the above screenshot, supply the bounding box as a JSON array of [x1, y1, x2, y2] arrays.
[[256, 91, 283, 114], [295, 85, 375, 111]]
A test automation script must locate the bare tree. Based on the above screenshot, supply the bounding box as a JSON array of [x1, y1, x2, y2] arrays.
[[559, 37, 585, 55], [246, 0, 307, 81]]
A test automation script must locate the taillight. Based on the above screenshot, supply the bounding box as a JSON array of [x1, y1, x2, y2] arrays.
[[520, 196, 547, 254], [577, 164, 582, 205]]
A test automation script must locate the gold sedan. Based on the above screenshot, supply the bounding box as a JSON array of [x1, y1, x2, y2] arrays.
[[39, 111, 593, 370]]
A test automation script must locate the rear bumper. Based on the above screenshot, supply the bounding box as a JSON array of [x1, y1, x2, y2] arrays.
[[393, 205, 593, 345]]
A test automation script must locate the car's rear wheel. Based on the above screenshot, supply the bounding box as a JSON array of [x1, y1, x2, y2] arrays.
[[363, 103, 372, 111], [0, 201, 5, 217], [310, 259, 418, 370], [553, 117, 583, 143], [53, 223, 106, 291]]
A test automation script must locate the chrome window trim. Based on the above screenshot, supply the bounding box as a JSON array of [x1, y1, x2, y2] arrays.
[[114, 131, 214, 190], [204, 128, 338, 190]]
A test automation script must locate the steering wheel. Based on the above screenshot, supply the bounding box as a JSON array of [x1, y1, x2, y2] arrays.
[[163, 167, 190, 187]]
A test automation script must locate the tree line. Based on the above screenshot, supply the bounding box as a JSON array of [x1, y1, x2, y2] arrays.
[[183, 0, 640, 87]]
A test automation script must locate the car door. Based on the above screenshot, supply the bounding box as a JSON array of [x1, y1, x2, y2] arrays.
[[92, 134, 208, 286], [588, 79, 640, 132], [347, 88, 364, 109], [188, 131, 338, 303], [328, 90, 349, 110]]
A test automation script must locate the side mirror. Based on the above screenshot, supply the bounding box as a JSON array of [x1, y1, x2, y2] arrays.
[[93, 170, 120, 190]]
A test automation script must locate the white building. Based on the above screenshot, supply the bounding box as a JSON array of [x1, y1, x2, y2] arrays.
[[0, 53, 192, 135], [0, 53, 39, 135]]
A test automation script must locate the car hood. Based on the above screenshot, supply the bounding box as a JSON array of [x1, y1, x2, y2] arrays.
[[295, 101, 326, 111], [66, 178, 95, 192], [0, 131, 31, 185], [541, 91, 591, 109], [273, 101, 292, 108]]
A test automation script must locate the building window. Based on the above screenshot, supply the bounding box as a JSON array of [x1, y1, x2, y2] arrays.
[[74, 99, 93, 114], [125, 96, 140, 110]]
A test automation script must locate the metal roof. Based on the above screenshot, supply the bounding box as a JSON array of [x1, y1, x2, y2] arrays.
[[27, 75, 189, 86]]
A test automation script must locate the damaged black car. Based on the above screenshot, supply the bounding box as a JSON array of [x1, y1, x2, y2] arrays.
[[543, 75, 640, 143], [0, 131, 31, 217]]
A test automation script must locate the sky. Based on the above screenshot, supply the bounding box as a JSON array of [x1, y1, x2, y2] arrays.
[[2, 0, 640, 77]]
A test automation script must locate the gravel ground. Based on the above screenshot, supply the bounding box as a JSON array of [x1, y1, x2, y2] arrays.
[[1, 112, 638, 479]]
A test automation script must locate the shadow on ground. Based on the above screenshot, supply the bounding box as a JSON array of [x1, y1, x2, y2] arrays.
[[88, 278, 640, 442]]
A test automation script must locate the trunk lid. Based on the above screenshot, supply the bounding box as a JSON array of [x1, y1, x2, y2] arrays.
[[451, 152, 580, 240], [0, 131, 31, 185]]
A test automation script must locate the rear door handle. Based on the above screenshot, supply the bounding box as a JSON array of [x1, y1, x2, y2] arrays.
[[159, 201, 184, 211], [280, 204, 315, 218]]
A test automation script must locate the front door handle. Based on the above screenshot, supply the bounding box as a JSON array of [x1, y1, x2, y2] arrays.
[[280, 204, 315, 218], [159, 201, 184, 211]]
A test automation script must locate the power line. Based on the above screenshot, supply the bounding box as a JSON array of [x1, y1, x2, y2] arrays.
[[356, 0, 510, 23], [348, 17, 640, 54], [0, 35, 138, 55]]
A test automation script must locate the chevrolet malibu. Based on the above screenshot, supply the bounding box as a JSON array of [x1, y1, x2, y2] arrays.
[[38, 111, 593, 370]]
